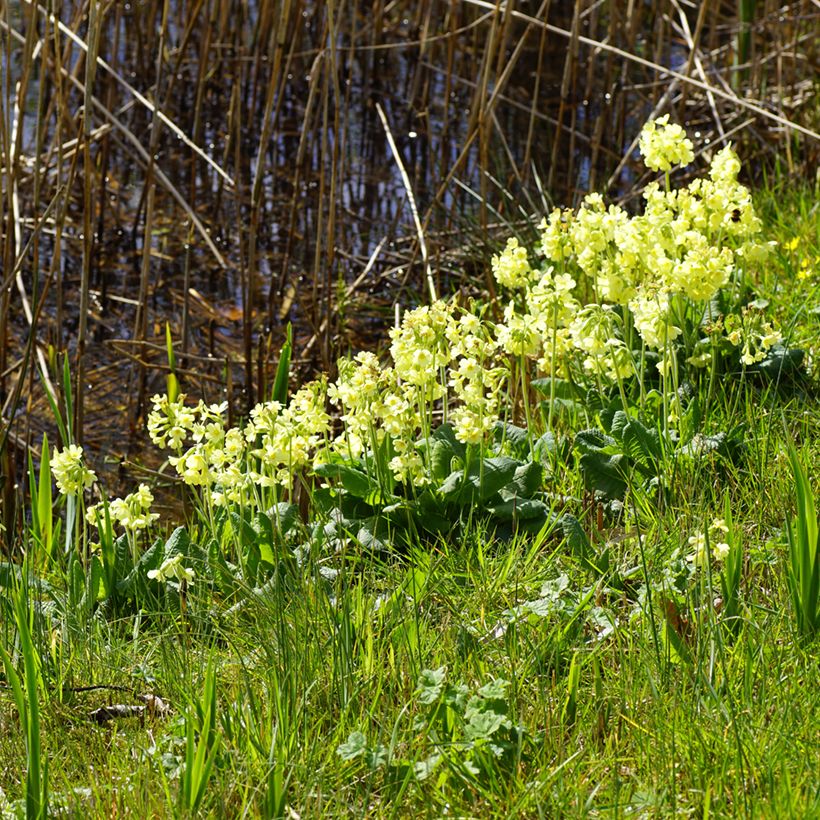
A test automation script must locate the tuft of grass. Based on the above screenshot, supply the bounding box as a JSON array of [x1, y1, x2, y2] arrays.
[[0, 578, 48, 819], [785, 442, 820, 639]]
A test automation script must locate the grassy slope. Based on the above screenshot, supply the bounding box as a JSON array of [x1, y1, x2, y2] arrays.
[[1, 184, 819, 819]]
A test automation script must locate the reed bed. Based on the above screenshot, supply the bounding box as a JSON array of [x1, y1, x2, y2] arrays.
[[0, 0, 817, 546]]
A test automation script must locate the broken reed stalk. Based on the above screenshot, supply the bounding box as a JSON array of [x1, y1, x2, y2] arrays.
[[77, 0, 102, 445], [246, 1, 293, 407], [133, 0, 171, 427], [375, 102, 437, 304]]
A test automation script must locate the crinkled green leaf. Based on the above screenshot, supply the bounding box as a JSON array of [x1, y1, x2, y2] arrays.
[[577, 449, 627, 499], [477, 678, 509, 700], [336, 731, 368, 761], [492, 421, 531, 456], [416, 667, 446, 704], [465, 708, 511, 740], [609, 411, 662, 467], [313, 463, 377, 499], [440, 456, 520, 504], [488, 498, 550, 522]]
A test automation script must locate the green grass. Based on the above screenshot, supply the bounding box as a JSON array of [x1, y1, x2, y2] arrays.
[[1, 183, 819, 818]]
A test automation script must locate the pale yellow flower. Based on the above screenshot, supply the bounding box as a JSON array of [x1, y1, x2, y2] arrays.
[[52, 445, 96, 496], [639, 115, 694, 172]]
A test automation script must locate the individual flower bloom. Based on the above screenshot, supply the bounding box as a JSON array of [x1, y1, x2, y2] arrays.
[[740, 346, 759, 366], [164, 426, 184, 450], [52, 444, 97, 496], [710, 518, 729, 534], [147, 553, 195, 584], [491, 237, 533, 289], [639, 115, 694, 172], [655, 355, 676, 378], [86, 502, 101, 526], [760, 326, 782, 348], [197, 400, 229, 422], [192, 420, 226, 448], [724, 313, 742, 346], [224, 428, 246, 459]]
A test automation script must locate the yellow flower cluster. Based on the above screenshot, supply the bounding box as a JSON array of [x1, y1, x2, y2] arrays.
[[52, 445, 96, 496], [491, 133, 773, 381], [688, 518, 730, 566], [389, 301, 454, 391], [246, 381, 329, 490], [87, 483, 159, 532], [491, 237, 535, 289], [147, 394, 198, 450], [638, 115, 694, 172], [326, 302, 505, 482], [147, 553, 195, 583], [130, 118, 785, 514], [447, 310, 505, 446], [724, 308, 782, 366], [148, 382, 330, 502]]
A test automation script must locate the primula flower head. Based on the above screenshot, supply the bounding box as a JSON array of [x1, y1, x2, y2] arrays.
[[688, 518, 732, 566], [639, 115, 694, 172], [147, 553, 194, 584], [492, 237, 533, 289], [709, 145, 741, 184], [87, 483, 159, 532], [147, 393, 197, 451], [52, 444, 96, 496]]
